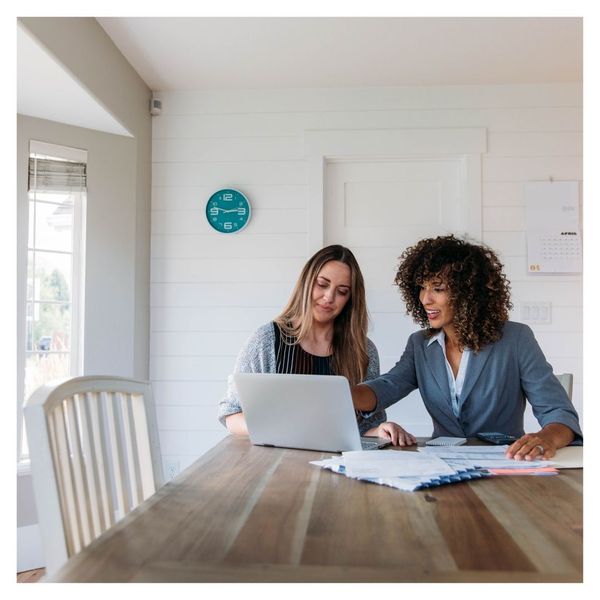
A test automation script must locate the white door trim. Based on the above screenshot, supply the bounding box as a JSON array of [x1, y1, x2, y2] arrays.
[[305, 128, 487, 252]]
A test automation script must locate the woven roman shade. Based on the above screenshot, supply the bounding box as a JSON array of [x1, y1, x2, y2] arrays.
[[28, 157, 87, 192]]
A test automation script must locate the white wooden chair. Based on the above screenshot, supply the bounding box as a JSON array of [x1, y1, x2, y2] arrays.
[[556, 373, 574, 401], [24, 376, 164, 576]]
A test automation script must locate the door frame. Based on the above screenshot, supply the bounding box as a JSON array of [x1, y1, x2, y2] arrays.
[[304, 128, 487, 252]]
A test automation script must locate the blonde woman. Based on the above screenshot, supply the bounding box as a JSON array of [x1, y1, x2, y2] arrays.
[[218, 244, 416, 445]]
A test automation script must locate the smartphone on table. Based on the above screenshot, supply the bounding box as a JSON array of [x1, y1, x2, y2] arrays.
[[476, 432, 518, 445]]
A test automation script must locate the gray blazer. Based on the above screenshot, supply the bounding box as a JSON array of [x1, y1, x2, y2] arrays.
[[364, 321, 582, 442]]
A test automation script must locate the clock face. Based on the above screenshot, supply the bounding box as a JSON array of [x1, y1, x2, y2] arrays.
[[205, 189, 251, 234]]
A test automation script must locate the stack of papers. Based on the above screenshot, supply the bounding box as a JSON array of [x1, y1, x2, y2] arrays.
[[310, 445, 562, 492], [310, 450, 490, 492], [419, 445, 559, 476]]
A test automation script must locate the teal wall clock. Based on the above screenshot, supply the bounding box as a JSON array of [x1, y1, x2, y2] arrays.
[[206, 189, 251, 234]]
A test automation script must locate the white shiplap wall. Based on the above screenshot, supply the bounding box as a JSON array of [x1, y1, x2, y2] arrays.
[[151, 84, 583, 471]]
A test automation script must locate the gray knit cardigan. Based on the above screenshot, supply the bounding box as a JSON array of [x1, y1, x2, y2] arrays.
[[217, 322, 387, 434]]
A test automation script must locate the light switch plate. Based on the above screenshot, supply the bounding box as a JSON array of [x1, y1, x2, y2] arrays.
[[520, 302, 551, 324]]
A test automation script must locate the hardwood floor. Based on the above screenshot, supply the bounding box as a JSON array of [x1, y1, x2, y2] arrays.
[[17, 568, 46, 583]]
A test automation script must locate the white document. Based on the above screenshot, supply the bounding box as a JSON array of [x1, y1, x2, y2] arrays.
[[309, 456, 345, 474], [551, 446, 583, 469], [419, 446, 555, 469], [445, 458, 556, 469], [421, 445, 508, 454], [364, 476, 439, 492], [341, 450, 456, 479], [310, 454, 459, 492]]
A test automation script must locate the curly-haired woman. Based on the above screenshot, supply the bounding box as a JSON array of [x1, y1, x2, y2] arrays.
[[352, 235, 582, 459]]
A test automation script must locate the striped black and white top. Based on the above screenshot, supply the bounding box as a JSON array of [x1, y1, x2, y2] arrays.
[[218, 321, 386, 435], [274, 322, 333, 376]]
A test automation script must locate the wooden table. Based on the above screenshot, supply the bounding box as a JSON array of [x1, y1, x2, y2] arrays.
[[49, 436, 583, 582]]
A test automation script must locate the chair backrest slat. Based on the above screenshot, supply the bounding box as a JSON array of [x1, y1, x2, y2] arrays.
[[130, 393, 157, 500], [78, 393, 103, 538], [84, 391, 112, 531], [50, 404, 82, 555], [120, 392, 142, 507], [24, 376, 164, 576], [104, 391, 130, 520], [66, 395, 95, 547], [96, 392, 117, 528], [47, 409, 78, 557]]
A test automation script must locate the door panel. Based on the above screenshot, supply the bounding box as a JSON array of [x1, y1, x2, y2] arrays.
[[325, 158, 468, 434]]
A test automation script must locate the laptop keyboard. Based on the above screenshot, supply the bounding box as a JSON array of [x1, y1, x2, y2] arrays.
[[360, 437, 383, 450]]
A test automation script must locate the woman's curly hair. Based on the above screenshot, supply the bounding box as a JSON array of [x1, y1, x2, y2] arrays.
[[395, 235, 513, 352]]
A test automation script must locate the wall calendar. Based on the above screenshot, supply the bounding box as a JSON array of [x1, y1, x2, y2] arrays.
[[525, 181, 582, 274]]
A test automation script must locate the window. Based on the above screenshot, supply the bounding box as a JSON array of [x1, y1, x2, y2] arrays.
[[17, 141, 87, 463]]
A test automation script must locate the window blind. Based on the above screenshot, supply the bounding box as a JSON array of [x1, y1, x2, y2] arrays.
[[28, 157, 87, 192]]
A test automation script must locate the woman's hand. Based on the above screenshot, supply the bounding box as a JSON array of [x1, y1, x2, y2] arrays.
[[366, 422, 417, 447], [505, 433, 556, 460], [505, 423, 574, 460]]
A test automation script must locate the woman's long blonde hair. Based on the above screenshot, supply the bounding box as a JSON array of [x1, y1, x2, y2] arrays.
[[274, 245, 369, 385]]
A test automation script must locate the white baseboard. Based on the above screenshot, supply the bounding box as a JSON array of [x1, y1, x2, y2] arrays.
[[17, 524, 45, 572]]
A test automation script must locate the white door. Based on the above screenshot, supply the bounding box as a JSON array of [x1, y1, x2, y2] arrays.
[[325, 157, 472, 434]]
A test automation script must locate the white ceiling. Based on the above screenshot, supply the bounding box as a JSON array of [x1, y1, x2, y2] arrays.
[[17, 17, 582, 136], [97, 17, 582, 91], [17, 22, 131, 137]]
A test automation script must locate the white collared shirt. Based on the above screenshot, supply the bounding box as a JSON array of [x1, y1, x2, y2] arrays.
[[427, 330, 471, 417]]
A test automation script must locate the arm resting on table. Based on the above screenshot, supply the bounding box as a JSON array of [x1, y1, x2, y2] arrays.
[[506, 422, 575, 460], [225, 412, 249, 435], [538, 422, 576, 448]]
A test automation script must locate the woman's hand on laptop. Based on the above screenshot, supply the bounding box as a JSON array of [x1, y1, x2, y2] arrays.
[[366, 422, 417, 446]]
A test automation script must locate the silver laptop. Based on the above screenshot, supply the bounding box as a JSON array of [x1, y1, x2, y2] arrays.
[[233, 373, 391, 452]]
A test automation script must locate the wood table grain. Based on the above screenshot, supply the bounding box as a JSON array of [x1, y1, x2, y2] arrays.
[[49, 436, 583, 582]]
